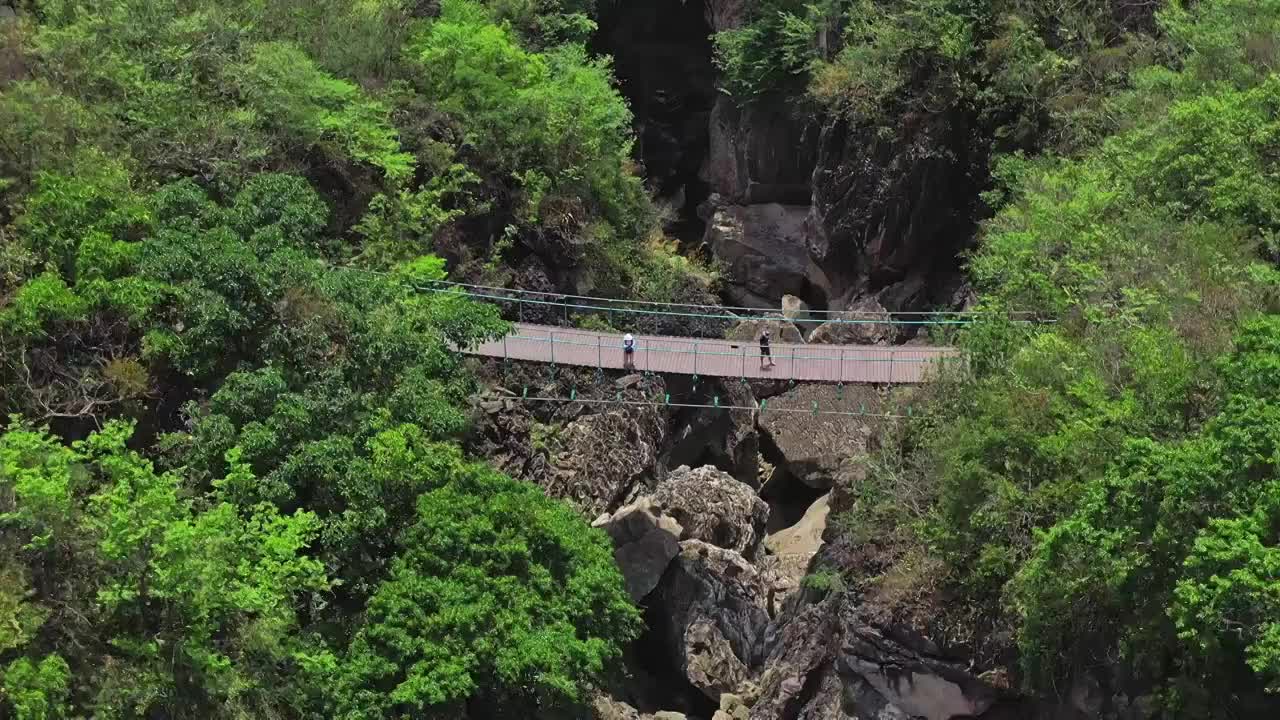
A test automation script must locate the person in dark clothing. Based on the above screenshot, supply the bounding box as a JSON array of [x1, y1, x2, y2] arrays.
[[760, 329, 774, 369]]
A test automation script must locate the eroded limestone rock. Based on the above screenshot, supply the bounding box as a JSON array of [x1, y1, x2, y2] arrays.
[[725, 317, 803, 345], [593, 497, 683, 603], [652, 465, 769, 557], [542, 398, 666, 516], [758, 385, 878, 490]]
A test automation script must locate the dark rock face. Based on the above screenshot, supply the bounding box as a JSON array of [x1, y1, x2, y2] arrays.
[[708, 95, 817, 205], [707, 203, 824, 308], [836, 605, 1003, 720], [665, 376, 759, 486], [807, 110, 979, 309], [742, 592, 1017, 720], [697, 45, 980, 317], [650, 540, 774, 704], [593, 0, 717, 242]]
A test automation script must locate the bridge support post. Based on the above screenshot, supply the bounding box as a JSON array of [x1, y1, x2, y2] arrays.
[[550, 330, 555, 366], [888, 350, 894, 384], [518, 299, 524, 323], [839, 348, 844, 383], [597, 335, 602, 369], [741, 344, 746, 379], [693, 342, 698, 376]]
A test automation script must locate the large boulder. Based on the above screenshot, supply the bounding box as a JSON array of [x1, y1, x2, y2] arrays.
[[725, 317, 803, 345], [808, 297, 898, 346], [592, 695, 646, 720], [651, 541, 774, 704], [780, 294, 810, 322], [707, 204, 828, 307], [593, 497, 683, 602], [652, 465, 769, 557], [713, 693, 752, 720], [541, 394, 667, 516], [835, 601, 1003, 720], [758, 384, 879, 490]]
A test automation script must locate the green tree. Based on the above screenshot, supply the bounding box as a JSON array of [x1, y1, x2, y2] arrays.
[[1, 655, 71, 720], [0, 421, 331, 719], [336, 444, 640, 718]]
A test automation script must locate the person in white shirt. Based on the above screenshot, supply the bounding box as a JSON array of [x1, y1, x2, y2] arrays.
[[623, 333, 636, 370]]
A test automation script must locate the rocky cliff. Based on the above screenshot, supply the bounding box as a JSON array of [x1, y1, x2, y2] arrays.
[[695, 0, 977, 319], [467, 358, 1137, 720]]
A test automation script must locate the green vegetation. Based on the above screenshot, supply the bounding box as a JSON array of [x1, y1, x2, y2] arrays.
[[834, 1, 1280, 714], [800, 567, 847, 595], [6, 0, 1280, 716], [0, 0, 645, 716], [718, 0, 1159, 153]]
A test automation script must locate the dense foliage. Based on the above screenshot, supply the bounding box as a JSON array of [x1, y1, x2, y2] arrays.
[[839, 1, 1280, 714], [7, 0, 1280, 716], [0, 0, 644, 717]]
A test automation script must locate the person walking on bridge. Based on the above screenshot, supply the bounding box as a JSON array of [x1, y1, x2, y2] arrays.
[[623, 332, 636, 370], [759, 329, 775, 369]]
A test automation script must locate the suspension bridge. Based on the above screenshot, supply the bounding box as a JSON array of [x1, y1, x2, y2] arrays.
[[425, 281, 978, 385], [471, 323, 955, 384]]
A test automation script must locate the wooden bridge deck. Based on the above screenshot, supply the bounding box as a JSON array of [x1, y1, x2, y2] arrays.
[[465, 323, 959, 384]]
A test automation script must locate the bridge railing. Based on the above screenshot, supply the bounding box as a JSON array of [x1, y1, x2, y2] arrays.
[[423, 280, 1041, 340]]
